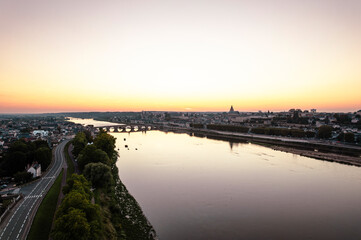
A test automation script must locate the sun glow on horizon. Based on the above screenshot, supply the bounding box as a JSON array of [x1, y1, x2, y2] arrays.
[[0, 0, 360, 113]]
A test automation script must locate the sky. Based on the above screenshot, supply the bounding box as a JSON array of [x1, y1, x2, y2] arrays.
[[0, 0, 360, 113]]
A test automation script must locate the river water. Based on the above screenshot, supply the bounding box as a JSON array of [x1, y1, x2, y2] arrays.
[[69, 119, 361, 240]]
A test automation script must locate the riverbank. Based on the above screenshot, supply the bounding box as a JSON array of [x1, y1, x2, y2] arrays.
[[112, 170, 157, 240], [51, 131, 157, 240], [160, 126, 361, 167]]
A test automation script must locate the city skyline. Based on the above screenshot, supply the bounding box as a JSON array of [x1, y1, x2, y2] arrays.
[[1, 0, 360, 113]]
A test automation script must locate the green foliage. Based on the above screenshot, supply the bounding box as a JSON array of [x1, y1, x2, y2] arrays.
[[53, 174, 102, 240], [14, 171, 33, 183], [317, 125, 333, 139], [83, 130, 93, 143], [0, 139, 52, 177], [62, 174, 92, 199], [72, 132, 88, 158], [4, 151, 27, 176], [250, 127, 313, 138], [287, 112, 309, 124], [35, 147, 52, 169], [94, 132, 116, 159], [334, 113, 351, 124], [77, 145, 110, 172], [207, 124, 249, 133], [53, 208, 91, 240], [83, 163, 113, 189]]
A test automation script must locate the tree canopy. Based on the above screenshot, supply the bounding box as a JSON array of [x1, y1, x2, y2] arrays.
[[77, 145, 111, 172], [52, 174, 102, 240], [0, 139, 51, 177], [317, 125, 333, 139], [94, 132, 116, 159], [72, 132, 88, 158], [83, 162, 113, 189]]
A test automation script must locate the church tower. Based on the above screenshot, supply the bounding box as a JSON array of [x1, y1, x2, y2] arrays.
[[229, 105, 234, 113]]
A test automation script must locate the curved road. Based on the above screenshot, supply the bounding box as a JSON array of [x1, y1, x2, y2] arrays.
[[0, 140, 69, 240]]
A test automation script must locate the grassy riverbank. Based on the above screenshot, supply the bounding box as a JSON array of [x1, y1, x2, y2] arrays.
[[51, 131, 156, 240], [27, 170, 63, 240], [91, 166, 156, 240]]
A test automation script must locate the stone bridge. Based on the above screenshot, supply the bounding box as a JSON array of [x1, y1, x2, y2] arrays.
[[95, 123, 156, 133]]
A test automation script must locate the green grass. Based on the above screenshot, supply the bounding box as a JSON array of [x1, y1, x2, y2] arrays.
[[27, 170, 63, 240], [64, 141, 74, 179]]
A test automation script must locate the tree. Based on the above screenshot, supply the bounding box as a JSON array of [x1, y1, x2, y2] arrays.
[[34, 147, 52, 169], [72, 132, 88, 158], [62, 174, 92, 199], [77, 145, 110, 172], [83, 130, 93, 143], [4, 151, 27, 176], [94, 133, 116, 159], [84, 163, 113, 188], [53, 174, 102, 240], [14, 171, 33, 183], [34, 140, 48, 149], [317, 125, 333, 139], [52, 208, 91, 240], [334, 113, 351, 124], [0, 139, 52, 177]]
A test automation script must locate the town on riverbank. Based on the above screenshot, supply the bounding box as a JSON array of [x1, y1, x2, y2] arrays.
[[1, 107, 361, 239]]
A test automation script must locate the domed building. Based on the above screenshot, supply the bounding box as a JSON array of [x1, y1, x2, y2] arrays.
[[228, 105, 240, 117]]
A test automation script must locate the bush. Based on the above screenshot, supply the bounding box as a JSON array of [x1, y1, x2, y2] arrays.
[[317, 125, 333, 139], [14, 171, 33, 183]]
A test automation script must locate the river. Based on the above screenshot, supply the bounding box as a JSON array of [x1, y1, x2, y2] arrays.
[[69, 118, 361, 240]]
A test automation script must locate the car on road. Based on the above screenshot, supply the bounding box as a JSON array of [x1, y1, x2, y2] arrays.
[[1, 184, 8, 189]]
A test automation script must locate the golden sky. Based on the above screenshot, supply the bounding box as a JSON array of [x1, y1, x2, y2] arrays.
[[0, 0, 360, 113]]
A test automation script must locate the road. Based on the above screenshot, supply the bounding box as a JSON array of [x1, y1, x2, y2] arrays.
[[0, 140, 69, 240]]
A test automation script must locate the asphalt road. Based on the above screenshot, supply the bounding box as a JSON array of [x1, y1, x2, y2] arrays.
[[0, 140, 69, 240]]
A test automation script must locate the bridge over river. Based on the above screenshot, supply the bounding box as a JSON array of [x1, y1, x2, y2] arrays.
[[94, 123, 157, 133]]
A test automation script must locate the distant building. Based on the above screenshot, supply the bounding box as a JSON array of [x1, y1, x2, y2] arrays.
[[229, 105, 235, 113], [27, 163, 41, 178], [228, 106, 240, 118], [32, 130, 48, 137]]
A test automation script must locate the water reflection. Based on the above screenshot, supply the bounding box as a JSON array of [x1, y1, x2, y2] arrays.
[[113, 130, 361, 240]]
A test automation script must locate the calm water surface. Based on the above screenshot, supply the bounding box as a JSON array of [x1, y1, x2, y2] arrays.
[[69, 119, 361, 239], [114, 131, 361, 240], [66, 117, 124, 127]]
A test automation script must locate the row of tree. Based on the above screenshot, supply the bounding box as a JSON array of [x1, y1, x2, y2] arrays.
[[250, 127, 316, 138], [52, 174, 102, 240], [190, 123, 317, 138], [190, 123, 357, 142], [52, 131, 119, 240]]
